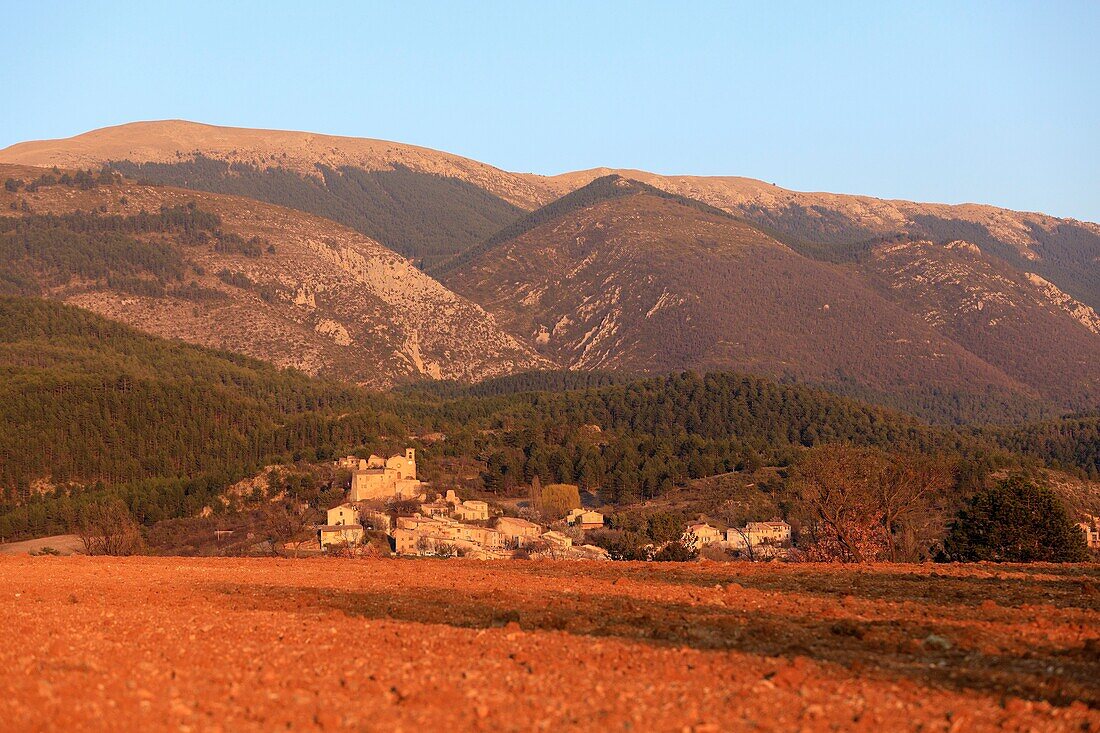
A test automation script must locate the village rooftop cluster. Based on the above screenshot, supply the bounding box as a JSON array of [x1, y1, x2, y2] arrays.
[[316, 450, 611, 559], [313, 449, 796, 560]]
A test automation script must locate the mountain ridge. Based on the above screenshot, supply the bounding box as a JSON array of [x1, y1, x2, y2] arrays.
[[0, 120, 558, 210], [4, 121, 1098, 421], [6, 121, 1095, 308], [4, 121, 1096, 229]]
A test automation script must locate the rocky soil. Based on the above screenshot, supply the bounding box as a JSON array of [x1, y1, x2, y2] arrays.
[[1, 556, 1097, 731]]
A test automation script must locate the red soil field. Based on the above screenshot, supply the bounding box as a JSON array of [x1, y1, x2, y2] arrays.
[[1, 556, 1097, 731]]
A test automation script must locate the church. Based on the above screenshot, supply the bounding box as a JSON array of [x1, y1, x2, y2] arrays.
[[345, 449, 423, 501]]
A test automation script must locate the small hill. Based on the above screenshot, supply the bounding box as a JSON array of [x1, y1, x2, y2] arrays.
[[0, 164, 546, 387], [439, 176, 1049, 420]]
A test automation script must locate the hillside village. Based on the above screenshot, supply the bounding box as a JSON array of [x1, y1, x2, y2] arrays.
[[313, 448, 796, 561], [317, 449, 611, 559]]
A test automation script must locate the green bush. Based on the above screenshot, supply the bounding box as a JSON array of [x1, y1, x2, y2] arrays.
[[536, 483, 580, 520], [939, 476, 1087, 562], [652, 540, 697, 562]]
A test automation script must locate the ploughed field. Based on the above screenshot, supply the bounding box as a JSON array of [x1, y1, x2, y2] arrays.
[[1, 557, 1098, 731]]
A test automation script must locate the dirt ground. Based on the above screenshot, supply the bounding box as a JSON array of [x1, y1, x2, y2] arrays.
[[0, 557, 1097, 732], [0, 534, 83, 556]]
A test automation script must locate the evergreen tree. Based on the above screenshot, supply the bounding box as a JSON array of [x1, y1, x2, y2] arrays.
[[528, 474, 542, 512], [940, 476, 1088, 562]]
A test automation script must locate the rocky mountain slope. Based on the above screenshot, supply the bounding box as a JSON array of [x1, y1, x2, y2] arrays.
[[858, 238, 1100, 408], [6, 121, 1095, 305], [438, 176, 1057, 418], [0, 164, 544, 387], [5, 122, 1096, 299], [533, 169, 1100, 311]]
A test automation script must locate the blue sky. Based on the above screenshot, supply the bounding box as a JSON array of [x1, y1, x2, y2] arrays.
[[3, 1, 1098, 220]]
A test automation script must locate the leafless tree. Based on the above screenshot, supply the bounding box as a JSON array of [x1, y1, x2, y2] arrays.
[[528, 475, 542, 515], [877, 454, 952, 561], [74, 499, 145, 556], [789, 445, 951, 562], [727, 526, 757, 562], [259, 500, 318, 556]]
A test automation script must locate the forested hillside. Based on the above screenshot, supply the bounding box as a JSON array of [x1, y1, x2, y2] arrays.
[[412, 371, 1016, 503], [0, 203, 215, 297], [977, 417, 1100, 479], [4, 299, 1097, 541], [0, 298, 394, 537]]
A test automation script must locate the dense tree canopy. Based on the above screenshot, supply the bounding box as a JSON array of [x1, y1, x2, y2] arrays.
[[939, 476, 1088, 562]]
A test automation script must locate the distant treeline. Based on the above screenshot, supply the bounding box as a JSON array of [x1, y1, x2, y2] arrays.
[[401, 369, 635, 399], [420, 371, 1015, 503], [5, 167, 122, 193]]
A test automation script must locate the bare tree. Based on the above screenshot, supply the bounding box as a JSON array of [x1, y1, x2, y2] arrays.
[[528, 474, 542, 514], [877, 454, 952, 561], [789, 445, 951, 562], [727, 526, 757, 562], [259, 501, 318, 556], [74, 499, 145, 556], [789, 446, 888, 562]]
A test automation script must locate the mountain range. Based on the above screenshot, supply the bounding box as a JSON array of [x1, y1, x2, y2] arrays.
[[2, 120, 1098, 422]]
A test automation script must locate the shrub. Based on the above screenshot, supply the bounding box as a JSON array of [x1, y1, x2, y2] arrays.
[[74, 499, 146, 556], [536, 483, 580, 520], [789, 445, 951, 562], [939, 476, 1088, 562], [652, 540, 697, 562]]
